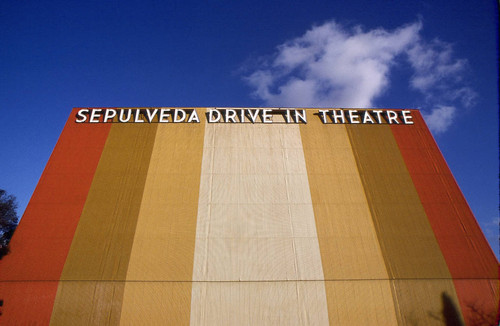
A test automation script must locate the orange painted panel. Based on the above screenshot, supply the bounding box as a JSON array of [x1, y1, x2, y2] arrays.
[[391, 111, 499, 325], [0, 108, 111, 324]]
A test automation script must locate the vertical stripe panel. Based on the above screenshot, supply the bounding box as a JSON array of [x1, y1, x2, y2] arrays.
[[190, 120, 329, 324], [391, 112, 499, 325], [0, 109, 110, 324], [50, 117, 157, 325], [119, 112, 206, 325], [346, 123, 464, 325], [299, 111, 398, 325]]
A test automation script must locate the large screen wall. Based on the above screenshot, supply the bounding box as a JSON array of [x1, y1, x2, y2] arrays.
[[0, 108, 497, 325]]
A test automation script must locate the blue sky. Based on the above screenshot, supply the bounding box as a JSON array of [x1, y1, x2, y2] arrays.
[[1, 0, 498, 256]]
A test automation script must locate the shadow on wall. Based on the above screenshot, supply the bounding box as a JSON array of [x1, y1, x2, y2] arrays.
[[440, 292, 464, 326], [427, 292, 498, 326]]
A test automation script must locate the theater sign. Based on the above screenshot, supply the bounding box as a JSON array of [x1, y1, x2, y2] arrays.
[[75, 108, 414, 125]]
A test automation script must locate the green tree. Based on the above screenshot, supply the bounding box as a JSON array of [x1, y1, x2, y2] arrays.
[[0, 189, 19, 259]]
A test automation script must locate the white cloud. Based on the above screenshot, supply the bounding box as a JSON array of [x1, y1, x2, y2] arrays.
[[408, 41, 466, 91], [244, 19, 474, 133], [422, 105, 456, 134]]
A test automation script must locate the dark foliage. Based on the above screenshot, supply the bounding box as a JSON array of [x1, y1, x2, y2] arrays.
[[0, 189, 19, 259], [466, 302, 499, 326]]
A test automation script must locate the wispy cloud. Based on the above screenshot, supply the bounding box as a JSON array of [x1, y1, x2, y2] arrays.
[[243, 20, 474, 134], [421, 105, 456, 134], [479, 217, 500, 258]]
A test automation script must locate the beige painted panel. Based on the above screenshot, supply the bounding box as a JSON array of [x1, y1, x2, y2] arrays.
[[193, 237, 298, 281], [119, 115, 205, 325], [300, 113, 398, 325], [239, 174, 289, 204], [190, 281, 329, 325], [238, 147, 286, 174], [191, 121, 328, 324], [192, 236, 324, 282]]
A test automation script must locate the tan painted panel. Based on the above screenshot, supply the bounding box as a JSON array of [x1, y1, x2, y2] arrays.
[[346, 124, 464, 325], [51, 121, 158, 324], [190, 121, 328, 324], [119, 114, 206, 324], [324, 281, 398, 325], [299, 112, 398, 325], [120, 282, 192, 326]]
